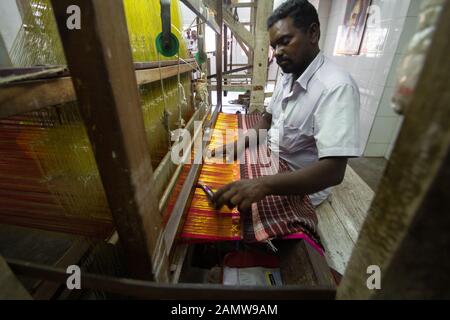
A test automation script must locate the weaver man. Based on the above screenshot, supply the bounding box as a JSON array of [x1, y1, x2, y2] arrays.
[[212, 0, 361, 212]]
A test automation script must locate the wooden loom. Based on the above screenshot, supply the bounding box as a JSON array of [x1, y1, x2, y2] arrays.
[[2, 0, 449, 300], [0, 0, 338, 299]]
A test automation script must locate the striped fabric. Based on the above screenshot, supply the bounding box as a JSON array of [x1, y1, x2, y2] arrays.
[[174, 113, 323, 253], [239, 114, 323, 250]]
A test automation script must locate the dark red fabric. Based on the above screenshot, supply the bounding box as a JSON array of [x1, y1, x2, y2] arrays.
[[239, 114, 322, 249]]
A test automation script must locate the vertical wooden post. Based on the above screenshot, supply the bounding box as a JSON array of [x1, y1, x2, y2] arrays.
[[223, 25, 228, 97], [337, 2, 450, 299], [215, 0, 223, 110], [249, 0, 273, 113], [50, 0, 168, 281], [249, 1, 256, 66]]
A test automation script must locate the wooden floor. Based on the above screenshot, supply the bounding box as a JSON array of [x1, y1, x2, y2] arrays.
[[316, 166, 375, 275]]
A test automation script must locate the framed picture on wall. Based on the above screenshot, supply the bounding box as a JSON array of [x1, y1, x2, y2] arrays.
[[334, 0, 372, 55]]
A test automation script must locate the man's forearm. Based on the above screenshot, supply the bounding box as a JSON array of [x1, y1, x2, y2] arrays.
[[260, 158, 348, 197]]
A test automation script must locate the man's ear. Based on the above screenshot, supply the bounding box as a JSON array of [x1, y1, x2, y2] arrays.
[[308, 23, 321, 44]]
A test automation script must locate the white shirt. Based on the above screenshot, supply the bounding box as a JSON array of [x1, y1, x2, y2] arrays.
[[266, 52, 361, 206]]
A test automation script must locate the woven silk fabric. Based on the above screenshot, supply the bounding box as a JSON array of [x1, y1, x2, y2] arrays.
[[178, 113, 323, 253], [180, 114, 241, 241]]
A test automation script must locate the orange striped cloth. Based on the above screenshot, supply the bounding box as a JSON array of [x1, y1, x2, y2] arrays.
[[167, 113, 322, 253], [162, 113, 242, 242]]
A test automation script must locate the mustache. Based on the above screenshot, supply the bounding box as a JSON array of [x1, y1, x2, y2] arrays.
[[276, 57, 291, 65]]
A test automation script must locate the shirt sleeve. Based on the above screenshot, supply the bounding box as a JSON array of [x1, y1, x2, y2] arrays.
[[313, 84, 361, 159]]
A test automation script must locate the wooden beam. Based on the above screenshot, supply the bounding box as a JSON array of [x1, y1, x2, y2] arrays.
[[210, 84, 252, 91], [0, 63, 195, 119], [224, 25, 228, 95], [180, 0, 221, 34], [249, 0, 273, 113], [229, 2, 256, 8], [7, 258, 336, 300], [222, 7, 255, 49], [50, 0, 168, 281], [234, 35, 250, 57], [1, 59, 195, 80], [135, 64, 194, 85], [215, 0, 223, 109], [223, 74, 252, 79], [338, 2, 450, 299], [0, 77, 75, 119], [163, 104, 221, 254], [204, 0, 254, 49], [207, 65, 252, 79]]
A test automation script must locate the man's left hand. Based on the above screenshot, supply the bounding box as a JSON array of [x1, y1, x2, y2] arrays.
[[212, 179, 270, 213]]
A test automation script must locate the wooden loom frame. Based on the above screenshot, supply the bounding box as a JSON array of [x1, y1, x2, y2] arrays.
[[1, 0, 449, 299], [0, 0, 336, 298]]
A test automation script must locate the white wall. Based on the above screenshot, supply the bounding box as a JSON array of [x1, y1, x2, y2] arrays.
[[321, 0, 421, 158], [366, 0, 422, 159], [0, 0, 22, 66]]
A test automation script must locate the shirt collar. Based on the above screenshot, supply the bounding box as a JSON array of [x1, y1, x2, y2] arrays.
[[281, 52, 324, 91]]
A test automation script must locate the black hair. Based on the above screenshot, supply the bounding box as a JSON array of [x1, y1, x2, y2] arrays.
[[267, 0, 320, 32]]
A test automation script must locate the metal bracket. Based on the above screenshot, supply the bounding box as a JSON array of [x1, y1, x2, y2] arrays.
[[160, 0, 172, 51]]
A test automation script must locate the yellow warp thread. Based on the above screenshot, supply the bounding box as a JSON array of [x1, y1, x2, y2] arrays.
[[3, 0, 193, 221]]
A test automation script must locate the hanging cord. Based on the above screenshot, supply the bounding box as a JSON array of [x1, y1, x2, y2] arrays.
[[176, 53, 187, 129], [157, 51, 172, 150], [171, 23, 203, 73]]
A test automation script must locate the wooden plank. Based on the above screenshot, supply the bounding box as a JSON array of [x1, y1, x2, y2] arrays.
[[0, 77, 75, 119], [249, 0, 273, 113], [304, 241, 337, 286], [0, 66, 68, 84], [50, 0, 167, 281], [7, 258, 336, 300], [278, 240, 335, 287], [328, 166, 374, 243], [0, 255, 32, 300], [316, 200, 355, 275], [170, 244, 189, 284], [163, 105, 221, 253], [338, 2, 450, 299], [0, 64, 195, 119], [135, 64, 194, 86], [0, 59, 195, 78]]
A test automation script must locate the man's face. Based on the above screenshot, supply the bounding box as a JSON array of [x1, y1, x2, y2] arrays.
[[269, 16, 315, 75]]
